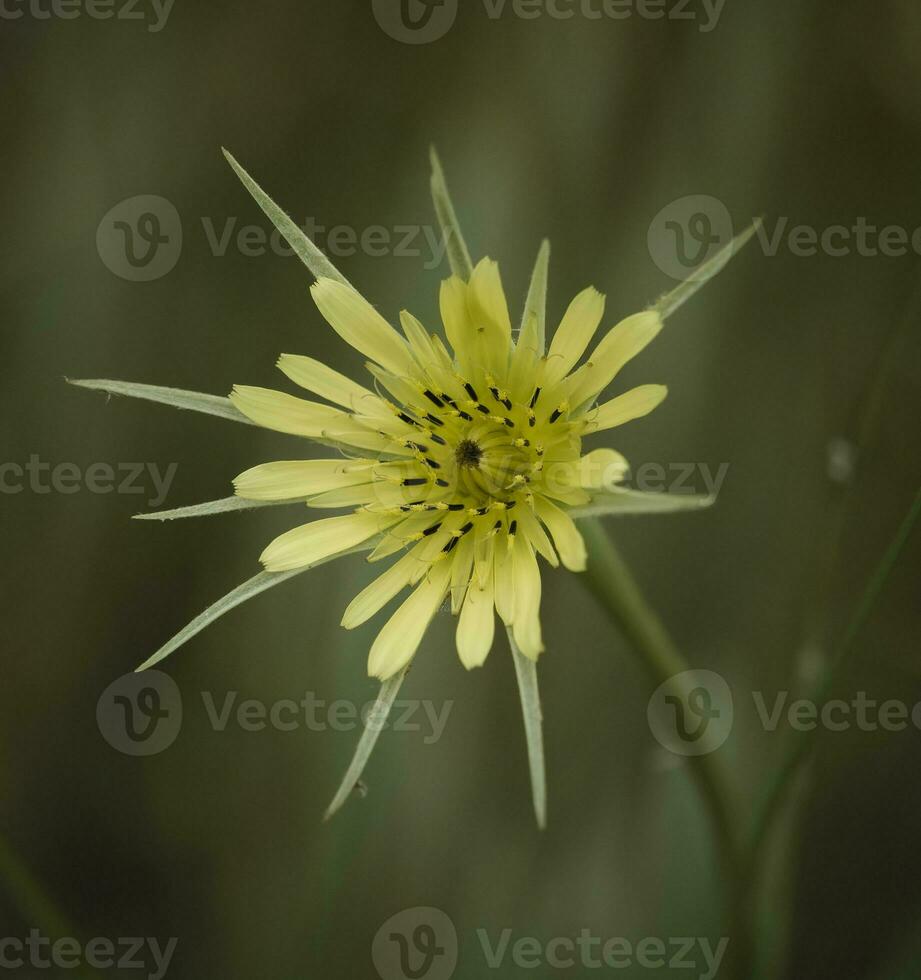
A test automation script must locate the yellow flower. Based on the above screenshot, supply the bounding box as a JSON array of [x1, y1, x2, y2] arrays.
[[230, 261, 668, 680], [71, 148, 755, 824]]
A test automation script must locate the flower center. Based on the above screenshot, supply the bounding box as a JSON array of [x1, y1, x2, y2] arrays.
[[454, 439, 483, 469]]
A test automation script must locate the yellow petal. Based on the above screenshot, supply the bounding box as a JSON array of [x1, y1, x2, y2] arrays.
[[571, 311, 663, 405], [341, 550, 419, 630], [277, 354, 379, 412], [578, 448, 630, 490], [229, 385, 344, 437], [544, 287, 605, 386], [585, 384, 668, 432], [234, 459, 375, 500], [456, 567, 495, 669], [535, 497, 587, 572], [468, 258, 512, 377], [439, 275, 475, 376], [511, 537, 543, 660], [367, 560, 451, 679], [260, 511, 389, 572], [311, 278, 414, 376]]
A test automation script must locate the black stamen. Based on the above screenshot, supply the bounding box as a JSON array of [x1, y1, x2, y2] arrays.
[[435, 478, 450, 487], [398, 412, 418, 427], [423, 522, 443, 536], [476, 403, 491, 415], [509, 520, 518, 535], [457, 410, 473, 422], [463, 382, 479, 401], [423, 389, 444, 407], [442, 537, 459, 554], [430, 433, 447, 446], [441, 393, 457, 408], [501, 397, 513, 411], [549, 407, 564, 423], [447, 503, 466, 511], [423, 458, 441, 469], [529, 388, 541, 409], [425, 413, 445, 427], [458, 522, 474, 535], [502, 417, 514, 428], [402, 477, 427, 487]]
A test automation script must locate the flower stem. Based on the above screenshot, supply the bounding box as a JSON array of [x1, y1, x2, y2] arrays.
[[580, 518, 753, 979]]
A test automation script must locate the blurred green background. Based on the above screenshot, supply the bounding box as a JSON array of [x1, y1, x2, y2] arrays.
[[1, 1, 920, 978]]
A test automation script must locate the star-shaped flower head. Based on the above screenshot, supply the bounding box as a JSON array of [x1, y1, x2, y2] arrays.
[[71, 148, 756, 824]]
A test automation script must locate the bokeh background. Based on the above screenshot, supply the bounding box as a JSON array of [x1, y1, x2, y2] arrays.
[[2, 1, 920, 978]]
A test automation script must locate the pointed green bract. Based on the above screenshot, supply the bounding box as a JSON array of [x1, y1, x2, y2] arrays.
[[222, 148, 352, 287], [652, 218, 762, 321], [571, 490, 715, 519], [324, 667, 408, 821], [521, 239, 551, 353], [134, 543, 375, 672], [509, 628, 546, 830], [68, 379, 252, 425], [133, 496, 308, 522], [429, 146, 473, 281]]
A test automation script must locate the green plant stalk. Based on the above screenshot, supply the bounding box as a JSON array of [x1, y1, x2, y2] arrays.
[[0, 830, 104, 980], [580, 518, 753, 979], [749, 485, 921, 871]]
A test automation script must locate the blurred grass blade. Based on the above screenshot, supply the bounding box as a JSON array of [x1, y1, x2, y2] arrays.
[[222, 148, 351, 287], [135, 543, 374, 672], [509, 628, 546, 830], [571, 490, 715, 519], [133, 496, 308, 521], [324, 667, 408, 821], [521, 239, 551, 353], [68, 378, 252, 425], [430, 146, 473, 281], [653, 218, 761, 321]]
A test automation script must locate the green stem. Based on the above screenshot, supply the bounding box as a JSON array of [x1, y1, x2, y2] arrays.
[[748, 486, 921, 872], [0, 830, 104, 980], [580, 519, 753, 979]]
